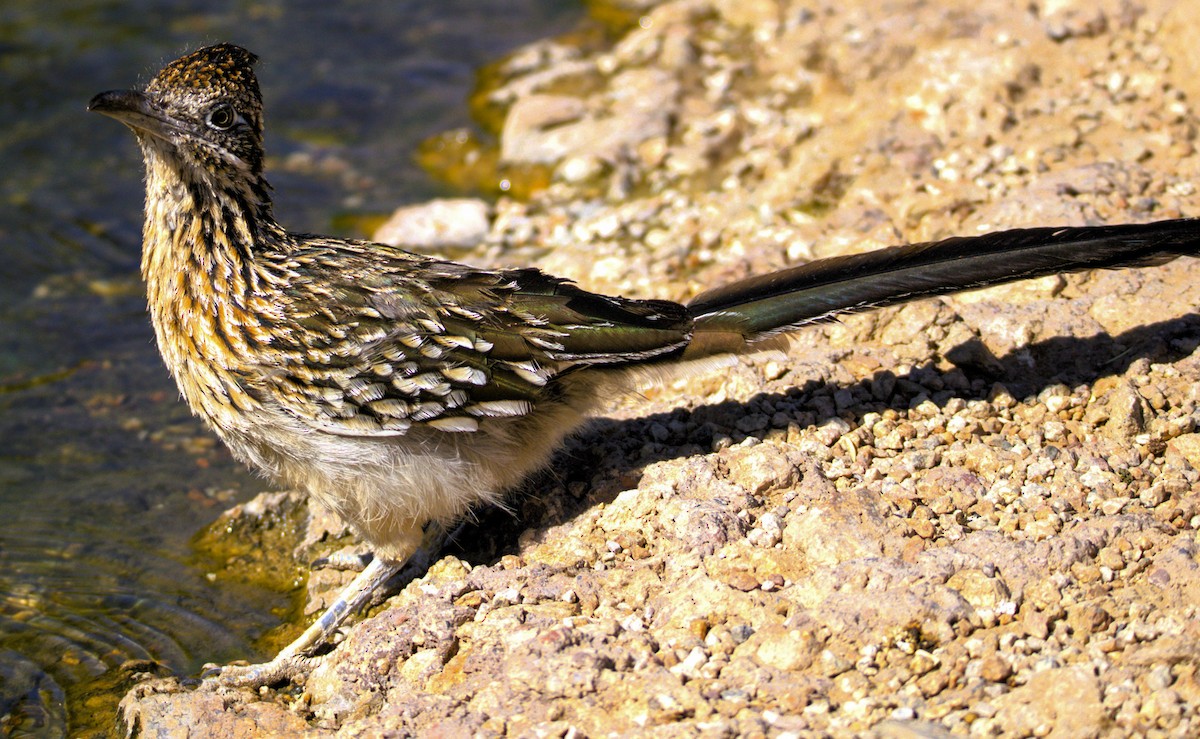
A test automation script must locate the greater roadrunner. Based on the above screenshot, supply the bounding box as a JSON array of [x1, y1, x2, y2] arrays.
[[90, 44, 1200, 687]]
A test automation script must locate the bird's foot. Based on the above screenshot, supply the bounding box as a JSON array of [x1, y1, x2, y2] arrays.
[[198, 653, 320, 690], [195, 555, 405, 690], [191, 528, 450, 691]]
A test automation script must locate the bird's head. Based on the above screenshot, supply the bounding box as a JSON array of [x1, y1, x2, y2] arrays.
[[90, 44, 267, 195]]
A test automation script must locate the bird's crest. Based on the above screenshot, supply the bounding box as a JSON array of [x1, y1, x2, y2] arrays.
[[148, 44, 261, 106]]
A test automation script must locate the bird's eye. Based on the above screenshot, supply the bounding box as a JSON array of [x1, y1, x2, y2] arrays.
[[206, 104, 237, 130]]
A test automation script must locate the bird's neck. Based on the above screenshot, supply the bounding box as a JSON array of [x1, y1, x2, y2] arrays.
[[138, 146, 284, 421], [139, 144, 281, 281]]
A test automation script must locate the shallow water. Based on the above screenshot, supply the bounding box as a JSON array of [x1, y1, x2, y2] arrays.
[[0, 1, 582, 734]]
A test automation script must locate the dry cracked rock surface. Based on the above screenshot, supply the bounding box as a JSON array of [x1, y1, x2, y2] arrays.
[[122, 0, 1200, 735]]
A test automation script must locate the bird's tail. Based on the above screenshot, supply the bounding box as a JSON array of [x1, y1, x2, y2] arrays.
[[682, 217, 1200, 357]]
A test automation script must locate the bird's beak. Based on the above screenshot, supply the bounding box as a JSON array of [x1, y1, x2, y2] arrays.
[[88, 90, 181, 142]]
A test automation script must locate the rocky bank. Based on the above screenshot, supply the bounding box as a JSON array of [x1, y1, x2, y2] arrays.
[[121, 0, 1200, 735]]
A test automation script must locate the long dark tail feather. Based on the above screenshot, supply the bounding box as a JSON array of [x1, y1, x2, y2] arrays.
[[686, 218, 1200, 345]]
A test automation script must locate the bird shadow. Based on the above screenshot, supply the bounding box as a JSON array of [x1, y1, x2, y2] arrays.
[[443, 312, 1200, 566]]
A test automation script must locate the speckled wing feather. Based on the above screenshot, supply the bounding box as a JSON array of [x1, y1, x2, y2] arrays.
[[248, 241, 694, 437]]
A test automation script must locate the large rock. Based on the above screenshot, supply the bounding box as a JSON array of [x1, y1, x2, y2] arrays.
[[374, 198, 490, 253]]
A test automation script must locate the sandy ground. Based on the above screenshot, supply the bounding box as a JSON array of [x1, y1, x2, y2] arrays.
[[121, 0, 1200, 735]]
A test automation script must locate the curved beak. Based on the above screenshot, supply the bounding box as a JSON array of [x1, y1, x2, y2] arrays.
[[88, 90, 180, 142]]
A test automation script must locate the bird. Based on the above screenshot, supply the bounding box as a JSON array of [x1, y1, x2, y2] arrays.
[[90, 43, 1200, 688]]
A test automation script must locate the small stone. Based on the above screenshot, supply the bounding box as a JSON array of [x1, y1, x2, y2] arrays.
[[556, 154, 607, 184], [669, 646, 708, 679], [818, 649, 853, 677], [911, 650, 940, 676], [761, 574, 785, 591], [494, 587, 521, 605], [1140, 689, 1182, 727], [979, 654, 1013, 683], [751, 624, 821, 672], [748, 526, 782, 548], [1146, 664, 1174, 691], [1140, 483, 1169, 507], [1067, 603, 1112, 635], [947, 568, 1011, 612], [621, 615, 646, 632], [725, 570, 762, 592], [1100, 497, 1129, 515], [1166, 434, 1200, 469]]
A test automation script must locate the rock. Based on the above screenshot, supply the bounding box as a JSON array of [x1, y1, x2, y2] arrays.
[[978, 654, 1013, 683], [992, 666, 1103, 738], [781, 462, 891, 567], [500, 69, 679, 166], [1166, 434, 1200, 470], [746, 623, 823, 672], [374, 198, 490, 253], [119, 680, 315, 737], [946, 568, 1011, 621], [1092, 377, 1148, 441], [499, 94, 588, 164], [722, 443, 801, 495]]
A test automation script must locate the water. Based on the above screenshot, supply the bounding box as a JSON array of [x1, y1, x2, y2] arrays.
[[0, 1, 583, 735]]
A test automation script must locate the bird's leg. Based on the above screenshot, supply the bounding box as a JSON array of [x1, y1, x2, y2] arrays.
[[201, 555, 402, 688], [201, 522, 450, 689]]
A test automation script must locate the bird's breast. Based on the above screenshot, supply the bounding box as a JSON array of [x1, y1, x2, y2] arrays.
[[141, 212, 272, 432]]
